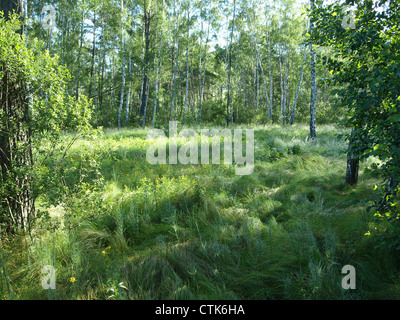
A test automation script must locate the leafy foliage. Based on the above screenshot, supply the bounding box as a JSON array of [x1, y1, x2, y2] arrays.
[[0, 12, 94, 231], [309, 0, 400, 249]]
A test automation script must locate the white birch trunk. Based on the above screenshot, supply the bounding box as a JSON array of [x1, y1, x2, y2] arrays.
[[309, 0, 317, 139], [118, 0, 125, 129], [152, 0, 164, 128], [182, 5, 190, 126], [197, 19, 209, 124], [268, 29, 273, 119], [124, 54, 132, 126], [283, 53, 289, 125]]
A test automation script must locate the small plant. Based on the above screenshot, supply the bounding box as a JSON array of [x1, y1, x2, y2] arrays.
[[291, 144, 303, 155], [255, 145, 283, 162]]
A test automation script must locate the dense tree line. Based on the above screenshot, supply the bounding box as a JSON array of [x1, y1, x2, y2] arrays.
[[24, 0, 340, 129]]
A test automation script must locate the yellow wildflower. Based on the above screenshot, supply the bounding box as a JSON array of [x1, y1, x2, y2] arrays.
[[102, 246, 111, 255]]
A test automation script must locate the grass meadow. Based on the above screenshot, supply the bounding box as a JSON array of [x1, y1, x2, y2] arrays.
[[1, 124, 399, 300]]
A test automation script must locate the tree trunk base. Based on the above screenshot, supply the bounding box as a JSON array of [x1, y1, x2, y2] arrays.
[[346, 156, 359, 185]]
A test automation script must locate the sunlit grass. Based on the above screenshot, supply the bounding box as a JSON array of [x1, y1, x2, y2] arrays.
[[1, 124, 399, 300]]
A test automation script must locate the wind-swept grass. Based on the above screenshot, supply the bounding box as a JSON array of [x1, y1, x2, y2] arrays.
[[1, 124, 399, 300]]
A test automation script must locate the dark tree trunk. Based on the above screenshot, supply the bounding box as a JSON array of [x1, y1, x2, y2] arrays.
[[0, 0, 34, 233], [345, 155, 359, 185], [345, 130, 359, 185], [0, 0, 22, 21]]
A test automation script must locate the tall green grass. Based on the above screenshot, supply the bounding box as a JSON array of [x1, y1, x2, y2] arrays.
[[1, 124, 399, 300]]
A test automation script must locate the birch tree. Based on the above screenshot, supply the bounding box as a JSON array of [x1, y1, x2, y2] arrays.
[[309, 0, 317, 139], [152, 0, 163, 128], [0, 0, 33, 232], [140, 0, 152, 119], [182, 2, 190, 126], [118, 0, 126, 129], [197, 8, 210, 124], [226, 0, 236, 126]]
